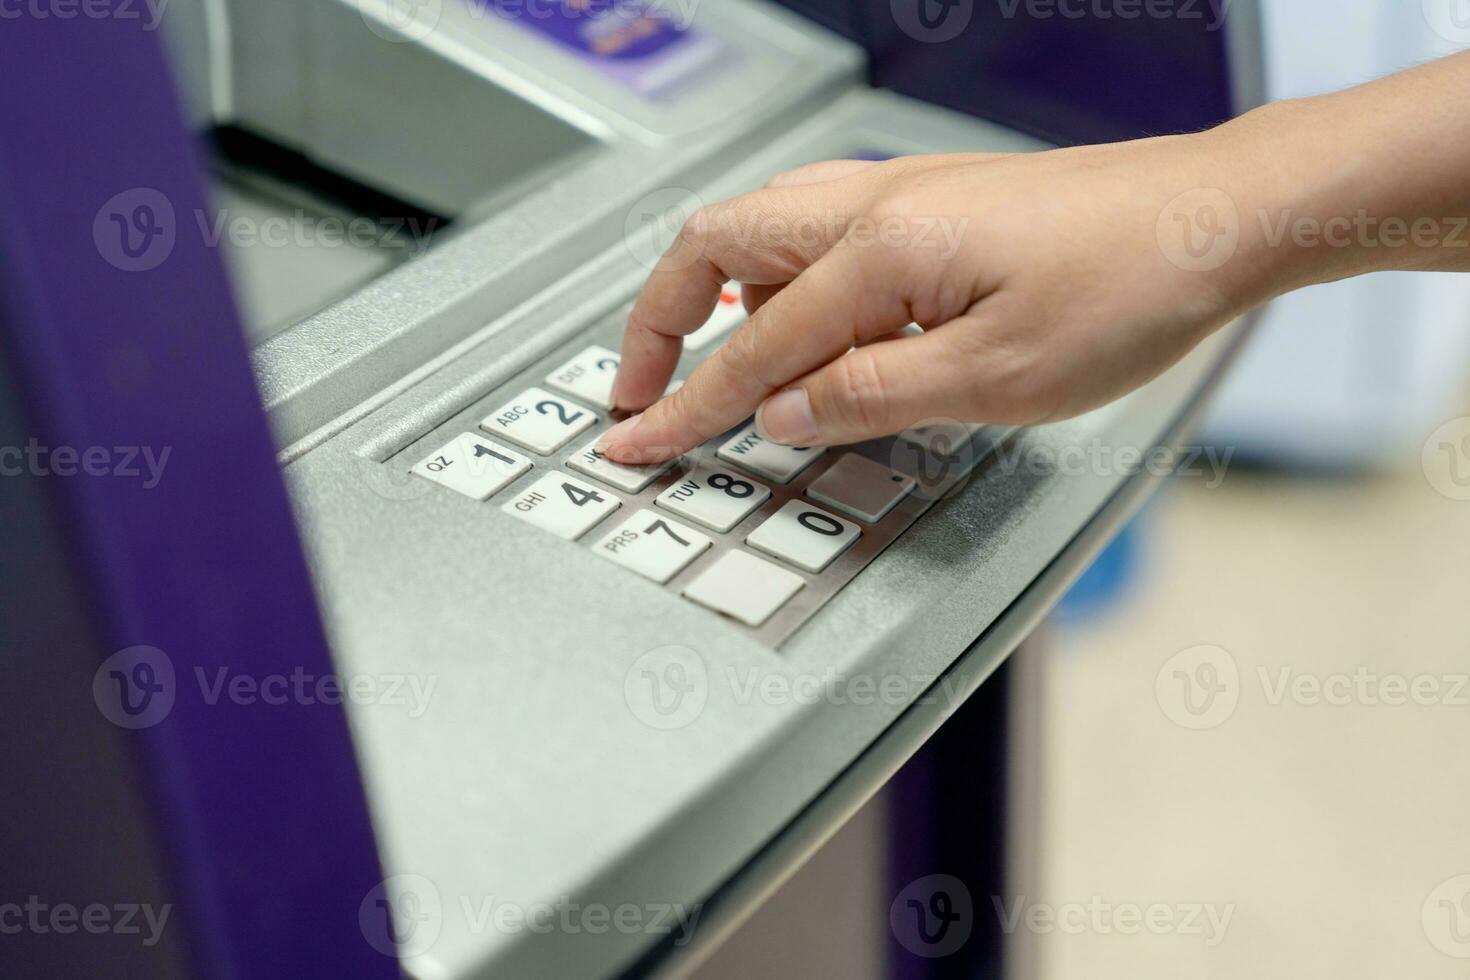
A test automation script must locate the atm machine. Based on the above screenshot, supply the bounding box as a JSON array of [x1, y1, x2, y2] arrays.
[[0, 2, 1264, 978]]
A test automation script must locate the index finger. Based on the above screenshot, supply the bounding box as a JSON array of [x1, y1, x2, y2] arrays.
[[599, 241, 914, 464], [612, 182, 871, 412]]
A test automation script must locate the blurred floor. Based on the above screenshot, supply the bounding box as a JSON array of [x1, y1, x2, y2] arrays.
[[1033, 463, 1470, 978], [688, 448, 1470, 979]]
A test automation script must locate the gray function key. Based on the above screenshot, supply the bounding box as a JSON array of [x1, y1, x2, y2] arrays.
[[804, 453, 915, 523]]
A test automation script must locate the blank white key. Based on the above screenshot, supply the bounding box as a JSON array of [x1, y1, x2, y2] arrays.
[[479, 387, 595, 455], [546, 345, 621, 409], [501, 471, 620, 540], [655, 465, 771, 533], [746, 500, 861, 573], [716, 424, 825, 484], [684, 285, 746, 352], [595, 510, 711, 584], [566, 436, 675, 493], [804, 453, 915, 523], [411, 433, 531, 500], [683, 551, 804, 627]]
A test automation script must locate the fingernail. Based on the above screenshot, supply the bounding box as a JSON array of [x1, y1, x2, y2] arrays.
[[595, 413, 643, 454], [756, 388, 817, 446]]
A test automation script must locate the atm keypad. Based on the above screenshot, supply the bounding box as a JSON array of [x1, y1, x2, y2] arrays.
[[745, 500, 862, 573], [546, 345, 621, 409], [402, 319, 1001, 645], [655, 465, 771, 533], [595, 510, 712, 584], [501, 471, 620, 540], [480, 388, 595, 455]]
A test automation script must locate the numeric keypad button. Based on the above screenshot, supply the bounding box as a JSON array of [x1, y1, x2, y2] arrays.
[[655, 465, 771, 533], [501, 471, 620, 540], [479, 387, 595, 455], [546, 345, 621, 409], [566, 437, 675, 493], [716, 423, 825, 484], [682, 551, 804, 627], [411, 434, 531, 500], [745, 500, 861, 573], [595, 510, 712, 584]]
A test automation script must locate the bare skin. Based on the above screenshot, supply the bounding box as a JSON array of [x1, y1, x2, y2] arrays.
[[598, 51, 1470, 465]]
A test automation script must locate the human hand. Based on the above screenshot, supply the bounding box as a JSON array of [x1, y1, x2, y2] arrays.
[[598, 131, 1278, 464]]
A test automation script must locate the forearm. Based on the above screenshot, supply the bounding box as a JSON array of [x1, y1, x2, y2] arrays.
[[1209, 51, 1470, 309]]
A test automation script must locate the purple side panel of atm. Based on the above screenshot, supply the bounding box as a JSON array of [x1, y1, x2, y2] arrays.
[[775, 0, 1239, 145], [0, 15, 397, 979]]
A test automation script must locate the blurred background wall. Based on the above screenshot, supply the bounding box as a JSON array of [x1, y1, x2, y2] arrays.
[[1204, 0, 1470, 466]]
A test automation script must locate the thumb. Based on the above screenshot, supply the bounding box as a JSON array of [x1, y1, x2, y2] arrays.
[[755, 326, 986, 447]]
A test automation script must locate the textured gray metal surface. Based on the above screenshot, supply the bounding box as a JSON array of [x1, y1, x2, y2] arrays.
[[275, 88, 1248, 979]]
